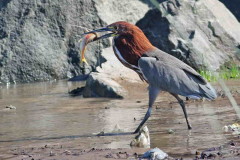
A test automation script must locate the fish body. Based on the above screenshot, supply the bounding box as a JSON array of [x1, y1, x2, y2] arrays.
[[79, 33, 98, 64]]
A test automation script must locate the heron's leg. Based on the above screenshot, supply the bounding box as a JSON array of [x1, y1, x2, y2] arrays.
[[171, 93, 192, 130], [133, 86, 160, 134]]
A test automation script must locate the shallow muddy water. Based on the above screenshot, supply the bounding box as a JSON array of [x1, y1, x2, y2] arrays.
[[0, 79, 240, 159]]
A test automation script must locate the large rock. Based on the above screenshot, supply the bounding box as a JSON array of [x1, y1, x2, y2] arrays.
[[137, 0, 240, 71], [81, 47, 142, 98], [0, 0, 105, 84], [0, 0, 150, 84], [96, 47, 141, 82], [1, 0, 239, 85], [219, 0, 240, 22], [94, 0, 151, 24], [83, 72, 127, 98]]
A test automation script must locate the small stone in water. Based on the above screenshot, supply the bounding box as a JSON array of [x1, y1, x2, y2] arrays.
[[223, 125, 229, 132], [167, 129, 175, 134], [64, 150, 71, 155], [5, 105, 16, 109], [50, 151, 56, 156], [97, 131, 105, 136], [142, 148, 168, 160]]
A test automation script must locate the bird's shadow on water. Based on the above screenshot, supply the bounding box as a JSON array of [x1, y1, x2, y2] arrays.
[[0, 132, 135, 143], [0, 129, 193, 143]]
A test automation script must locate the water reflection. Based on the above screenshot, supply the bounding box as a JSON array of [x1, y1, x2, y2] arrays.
[[0, 80, 144, 145], [0, 80, 239, 154]]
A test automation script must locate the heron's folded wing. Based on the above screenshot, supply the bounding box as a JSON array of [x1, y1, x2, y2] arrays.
[[138, 56, 216, 99], [142, 50, 207, 85]]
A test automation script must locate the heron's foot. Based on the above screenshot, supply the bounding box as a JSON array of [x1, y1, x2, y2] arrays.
[[188, 125, 192, 130], [133, 128, 140, 134]]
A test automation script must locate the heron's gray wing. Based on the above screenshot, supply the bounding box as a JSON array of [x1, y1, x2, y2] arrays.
[[138, 56, 217, 100], [142, 49, 207, 85], [180, 65, 207, 85]]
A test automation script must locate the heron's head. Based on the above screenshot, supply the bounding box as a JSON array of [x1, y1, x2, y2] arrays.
[[82, 21, 154, 65]]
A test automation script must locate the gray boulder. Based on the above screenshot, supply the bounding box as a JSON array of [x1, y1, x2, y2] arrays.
[[0, 0, 150, 84], [1, 0, 239, 85], [0, 0, 106, 84], [219, 0, 240, 22], [137, 0, 240, 71], [94, 0, 151, 24], [83, 72, 127, 98], [96, 47, 142, 83]]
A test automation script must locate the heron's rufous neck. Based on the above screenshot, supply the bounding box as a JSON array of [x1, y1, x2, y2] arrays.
[[114, 28, 154, 66]]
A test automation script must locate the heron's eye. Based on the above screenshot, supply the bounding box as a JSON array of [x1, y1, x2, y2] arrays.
[[113, 26, 118, 31]]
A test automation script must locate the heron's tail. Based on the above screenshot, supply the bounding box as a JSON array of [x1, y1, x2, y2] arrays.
[[199, 83, 217, 100]]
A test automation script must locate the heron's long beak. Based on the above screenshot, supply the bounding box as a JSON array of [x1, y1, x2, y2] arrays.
[[83, 27, 117, 41], [80, 27, 117, 64], [84, 27, 113, 34]]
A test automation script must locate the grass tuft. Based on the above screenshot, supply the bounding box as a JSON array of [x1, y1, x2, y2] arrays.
[[199, 65, 240, 82]]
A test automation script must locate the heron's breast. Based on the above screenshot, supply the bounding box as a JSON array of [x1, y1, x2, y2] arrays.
[[112, 39, 139, 70]]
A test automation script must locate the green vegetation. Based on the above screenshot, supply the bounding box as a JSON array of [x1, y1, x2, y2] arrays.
[[199, 70, 217, 82], [199, 65, 240, 82]]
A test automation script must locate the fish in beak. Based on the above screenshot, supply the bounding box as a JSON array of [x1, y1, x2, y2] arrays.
[[79, 27, 117, 64], [79, 33, 97, 65]]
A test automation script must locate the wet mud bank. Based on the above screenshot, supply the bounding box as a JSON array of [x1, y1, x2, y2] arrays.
[[0, 80, 240, 159]]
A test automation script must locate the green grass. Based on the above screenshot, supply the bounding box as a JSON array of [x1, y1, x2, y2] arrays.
[[199, 70, 217, 82], [199, 65, 240, 82]]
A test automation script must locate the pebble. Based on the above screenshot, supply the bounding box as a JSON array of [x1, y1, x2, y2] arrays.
[[6, 105, 16, 109], [64, 150, 71, 155], [130, 126, 150, 147], [167, 129, 175, 134], [50, 151, 56, 156], [142, 148, 168, 160]]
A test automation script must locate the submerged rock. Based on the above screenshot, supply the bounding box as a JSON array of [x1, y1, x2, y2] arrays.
[[83, 72, 127, 98], [112, 124, 123, 133], [69, 87, 85, 96]]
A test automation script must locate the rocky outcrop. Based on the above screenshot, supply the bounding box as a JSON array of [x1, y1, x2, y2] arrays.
[[94, 0, 151, 24], [83, 72, 127, 98], [0, 0, 150, 84], [1, 0, 240, 86], [96, 47, 141, 82], [137, 0, 240, 71], [219, 0, 240, 22], [0, 0, 106, 84], [78, 47, 141, 99]]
